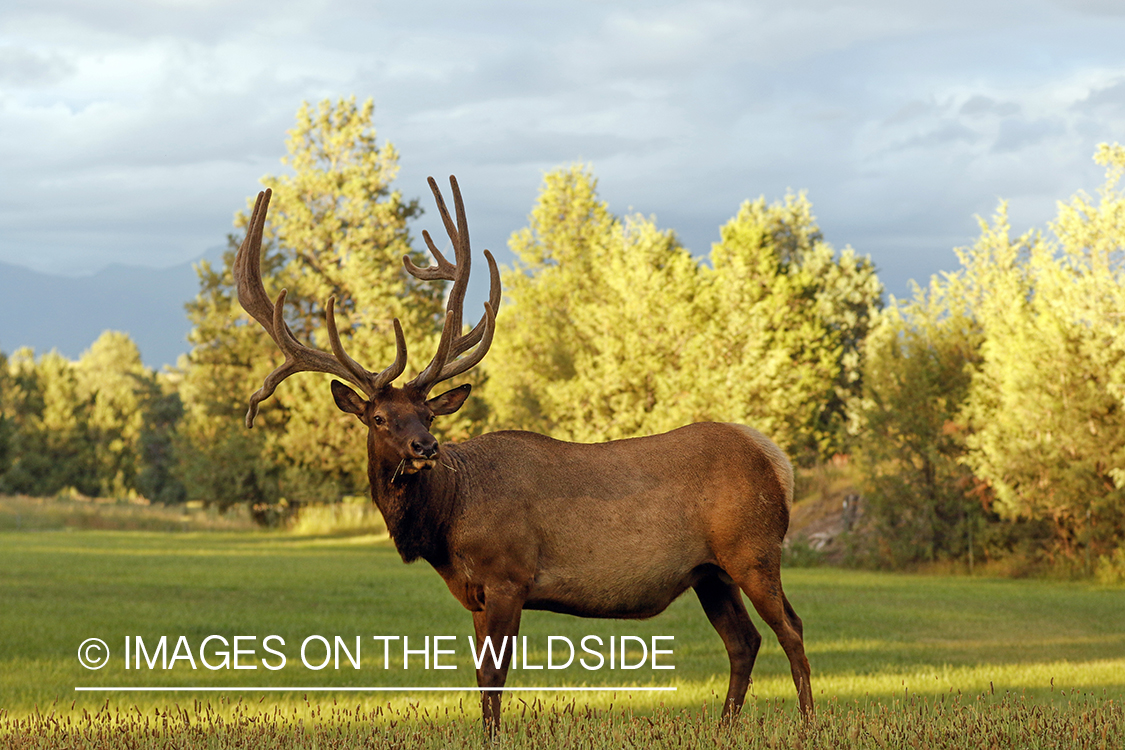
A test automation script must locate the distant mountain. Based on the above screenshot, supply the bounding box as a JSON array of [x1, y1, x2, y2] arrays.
[[0, 248, 225, 370]]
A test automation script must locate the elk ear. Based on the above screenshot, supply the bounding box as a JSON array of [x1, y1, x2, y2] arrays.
[[427, 383, 471, 416], [331, 380, 366, 417]]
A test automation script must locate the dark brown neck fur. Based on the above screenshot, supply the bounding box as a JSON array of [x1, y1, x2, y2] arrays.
[[369, 448, 461, 566]]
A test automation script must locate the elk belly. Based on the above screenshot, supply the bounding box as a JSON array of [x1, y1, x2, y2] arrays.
[[524, 561, 700, 618], [524, 510, 710, 618]]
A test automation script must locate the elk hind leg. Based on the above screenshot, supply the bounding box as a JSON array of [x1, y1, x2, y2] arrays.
[[732, 559, 813, 717], [693, 573, 762, 721]]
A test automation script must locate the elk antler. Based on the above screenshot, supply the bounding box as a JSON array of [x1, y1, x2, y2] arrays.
[[233, 188, 407, 427], [404, 176, 501, 395]]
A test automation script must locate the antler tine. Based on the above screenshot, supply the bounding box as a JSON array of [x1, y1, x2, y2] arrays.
[[403, 229, 455, 280], [233, 189, 408, 426], [402, 176, 462, 281], [437, 301, 496, 382], [449, 249, 501, 357], [404, 176, 499, 394], [326, 297, 407, 391], [233, 189, 279, 335], [445, 176, 471, 346], [430, 174, 462, 254]]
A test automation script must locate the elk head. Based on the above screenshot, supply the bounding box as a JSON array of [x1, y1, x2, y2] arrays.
[[232, 175, 501, 478]]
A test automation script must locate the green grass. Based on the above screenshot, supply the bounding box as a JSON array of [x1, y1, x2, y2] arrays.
[[1, 529, 1122, 746]]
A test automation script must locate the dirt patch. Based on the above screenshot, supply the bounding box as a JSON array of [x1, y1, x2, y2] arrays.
[[785, 458, 865, 564]]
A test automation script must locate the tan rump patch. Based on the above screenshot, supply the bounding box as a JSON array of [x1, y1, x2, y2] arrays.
[[727, 424, 794, 508]]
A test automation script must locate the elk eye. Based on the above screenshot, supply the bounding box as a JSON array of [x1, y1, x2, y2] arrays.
[[373, 414, 385, 426]]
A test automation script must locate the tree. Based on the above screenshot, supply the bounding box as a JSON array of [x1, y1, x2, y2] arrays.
[[0, 350, 11, 481], [486, 166, 704, 441], [487, 167, 882, 461], [177, 242, 280, 508], [134, 374, 186, 505], [486, 165, 619, 435], [541, 213, 701, 442], [686, 193, 882, 464], [75, 331, 149, 497], [959, 145, 1125, 559], [0, 333, 179, 501], [179, 97, 460, 508], [0, 347, 96, 497], [854, 279, 986, 567]]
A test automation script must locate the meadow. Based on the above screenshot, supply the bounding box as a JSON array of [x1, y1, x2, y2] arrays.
[[0, 522, 1122, 748]]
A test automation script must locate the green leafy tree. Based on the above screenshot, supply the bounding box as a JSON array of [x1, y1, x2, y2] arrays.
[[37, 350, 94, 494], [857, 144, 1125, 568], [959, 145, 1125, 558], [135, 374, 186, 505], [543, 213, 701, 442], [686, 193, 882, 464], [177, 242, 279, 508], [179, 97, 459, 508], [0, 349, 11, 480], [75, 331, 149, 497], [486, 165, 618, 435], [0, 334, 182, 502], [487, 166, 704, 441], [0, 347, 96, 496], [854, 280, 986, 567], [488, 168, 881, 461]]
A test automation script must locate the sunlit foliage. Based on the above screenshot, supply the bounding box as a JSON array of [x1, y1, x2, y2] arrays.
[[856, 144, 1125, 565], [487, 166, 882, 464], [0, 332, 179, 500], [177, 97, 473, 510], [958, 144, 1125, 559]]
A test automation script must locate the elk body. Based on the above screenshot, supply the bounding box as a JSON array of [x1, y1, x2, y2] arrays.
[[233, 178, 812, 733]]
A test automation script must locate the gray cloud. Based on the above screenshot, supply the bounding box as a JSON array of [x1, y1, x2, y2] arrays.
[[899, 122, 982, 150], [992, 117, 1067, 153], [1057, 0, 1125, 17], [1074, 78, 1125, 111], [960, 95, 1021, 118], [0, 0, 1124, 308], [0, 45, 74, 86]]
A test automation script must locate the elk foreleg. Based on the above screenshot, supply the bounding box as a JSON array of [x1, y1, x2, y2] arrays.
[[472, 592, 524, 736], [694, 575, 762, 721]]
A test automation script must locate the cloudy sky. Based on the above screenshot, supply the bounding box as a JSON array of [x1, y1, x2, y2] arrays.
[[3, 0, 1125, 303]]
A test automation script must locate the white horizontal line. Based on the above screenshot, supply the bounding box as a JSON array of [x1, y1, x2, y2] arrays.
[[75, 686, 676, 692]]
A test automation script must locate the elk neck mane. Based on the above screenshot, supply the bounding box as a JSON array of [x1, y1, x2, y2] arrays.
[[369, 447, 463, 566]]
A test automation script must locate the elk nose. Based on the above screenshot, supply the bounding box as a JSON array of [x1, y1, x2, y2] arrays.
[[411, 439, 438, 459]]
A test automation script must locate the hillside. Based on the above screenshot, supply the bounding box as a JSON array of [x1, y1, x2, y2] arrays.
[[0, 249, 221, 369]]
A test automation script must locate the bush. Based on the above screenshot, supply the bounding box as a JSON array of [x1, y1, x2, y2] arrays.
[[782, 536, 826, 568], [1096, 548, 1125, 586], [287, 496, 386, 537]]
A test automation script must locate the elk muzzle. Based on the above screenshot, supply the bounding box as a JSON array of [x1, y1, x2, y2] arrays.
[[398, 434, 439, 474]]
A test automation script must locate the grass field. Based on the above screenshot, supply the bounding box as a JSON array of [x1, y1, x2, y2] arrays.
[[1, 528, 1122, 747]]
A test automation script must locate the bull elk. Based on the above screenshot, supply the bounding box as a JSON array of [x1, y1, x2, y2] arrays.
[[232, 177, 812, 733]]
